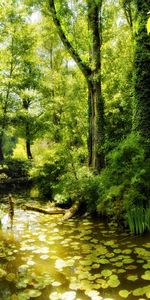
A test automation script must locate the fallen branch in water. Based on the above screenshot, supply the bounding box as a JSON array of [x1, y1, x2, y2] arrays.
[[61, 201, 79, 221], [23, 201, 79, 220], [23, 204, 66, 215]]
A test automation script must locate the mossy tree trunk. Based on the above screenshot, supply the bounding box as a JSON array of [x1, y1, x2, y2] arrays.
[[133, 1, 150, 151], [0, 137, 4, 161], [49, 0, 105, 172], [87, 0, 105, 170], [23, 99, 33, 160]]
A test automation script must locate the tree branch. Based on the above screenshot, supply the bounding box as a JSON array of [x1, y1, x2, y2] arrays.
[[121, 0, 133, 28], [49, 0, 92, 79]]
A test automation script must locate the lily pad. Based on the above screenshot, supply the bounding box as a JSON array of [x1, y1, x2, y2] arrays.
[[85, 290, 100, 298], [104, 240, 115, 247], [123, 258, 134, 264], [114, 249, 122, 254], [119, 290, 130, 298], [137, 259, 144, 264], [80, 259, 92, 266], [143, 263, 150, 269], [51, 281, 62, 286], [49, 292, 61, 300], [114, 262, 123, 267], [6, 272, 16, 281], [0, 267, 6, 278], [117, 268, 126, 274], [91, 263, 100, 269], [27, 260, 35, 266], [101, 269, 112, 277], [18, 289, 41, 299], [132, 286, 150, 296], [61, 291, 76, 300], [146, 290, 150, 299], [107, 275, 120, 288], [98, 258, 109, 264], [127, 275, 138, 281], [122, 249, 132, 255], [18, 264, 29, 273], [40, 255, 49, 260], [141, 270, 150, 281], [55, 258, 66, 269], [135, 247, 150, 257], [69, 282, 80, 290], [125, 265, 137, 270]]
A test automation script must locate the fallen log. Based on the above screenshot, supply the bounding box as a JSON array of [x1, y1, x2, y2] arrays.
[[62, 201, 79, 221], [23, 204, 66, 215], [23, 201, 80, 220]]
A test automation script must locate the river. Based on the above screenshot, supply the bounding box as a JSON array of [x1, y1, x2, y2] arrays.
[[0, 204, 150, 300]]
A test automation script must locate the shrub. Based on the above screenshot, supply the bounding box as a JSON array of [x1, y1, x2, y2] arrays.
[[97, 133, 150, 226], [56, 166, 100, 212], [35, 159, 65, 199], [0, 158, 31, 178]]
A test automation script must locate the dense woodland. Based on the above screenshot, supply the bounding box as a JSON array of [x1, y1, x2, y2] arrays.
[[0, 0, 150, 234]]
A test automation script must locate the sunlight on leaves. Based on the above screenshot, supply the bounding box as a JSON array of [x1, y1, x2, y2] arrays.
[[147, 17, 150, 34]]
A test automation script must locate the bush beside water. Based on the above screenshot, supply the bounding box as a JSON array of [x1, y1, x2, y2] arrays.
[[33, 133, 150, 234]]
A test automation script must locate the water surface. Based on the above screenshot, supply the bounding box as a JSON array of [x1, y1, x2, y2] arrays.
[[0, 207, 150, 300]]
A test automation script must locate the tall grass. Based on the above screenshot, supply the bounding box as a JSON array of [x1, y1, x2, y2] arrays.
[[145, 208, 150, 231], [127, 207, 150, 235]]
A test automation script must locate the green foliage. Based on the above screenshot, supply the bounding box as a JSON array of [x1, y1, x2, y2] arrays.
[[56, 166, 100, 212], [133, 2, 150, 142], [0, 0, 149, 236], [0, 158, 31, 178], [97, 133, 150, 225], [33, 144, 99, 212], [35, 158, 66, 199]]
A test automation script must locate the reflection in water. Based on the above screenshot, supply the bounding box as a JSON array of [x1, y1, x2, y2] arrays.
[[8, 194, 14, 230], [1, 194, 15, 230], [0, 208, 150, 300]]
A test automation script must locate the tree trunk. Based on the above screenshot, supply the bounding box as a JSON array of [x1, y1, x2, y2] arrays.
[[0, 67, 13, 161], [87, 0, 105, 170], [49, 0, 105, 172], [0, 136, 4, 161], [88, 80, 105, 169], [23, 99, 33, 160], [26, 123, 32, 160], [133, 1, 150, 151]]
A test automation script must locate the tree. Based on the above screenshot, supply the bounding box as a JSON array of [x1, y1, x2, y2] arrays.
[[37, 13, 88, 163], [103, 1, 133, 152], [49, 0, 105, 172], [0, 1, 42, 160], [0, 1, 23, 160], [132, 0, 150, 151], [122, 0, 150, 150]]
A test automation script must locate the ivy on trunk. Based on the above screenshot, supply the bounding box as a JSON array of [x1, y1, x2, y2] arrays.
[[133, 0, 150, 151]]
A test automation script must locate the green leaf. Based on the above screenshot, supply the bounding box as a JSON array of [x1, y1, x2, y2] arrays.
[[146, 17, 150, 34]]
